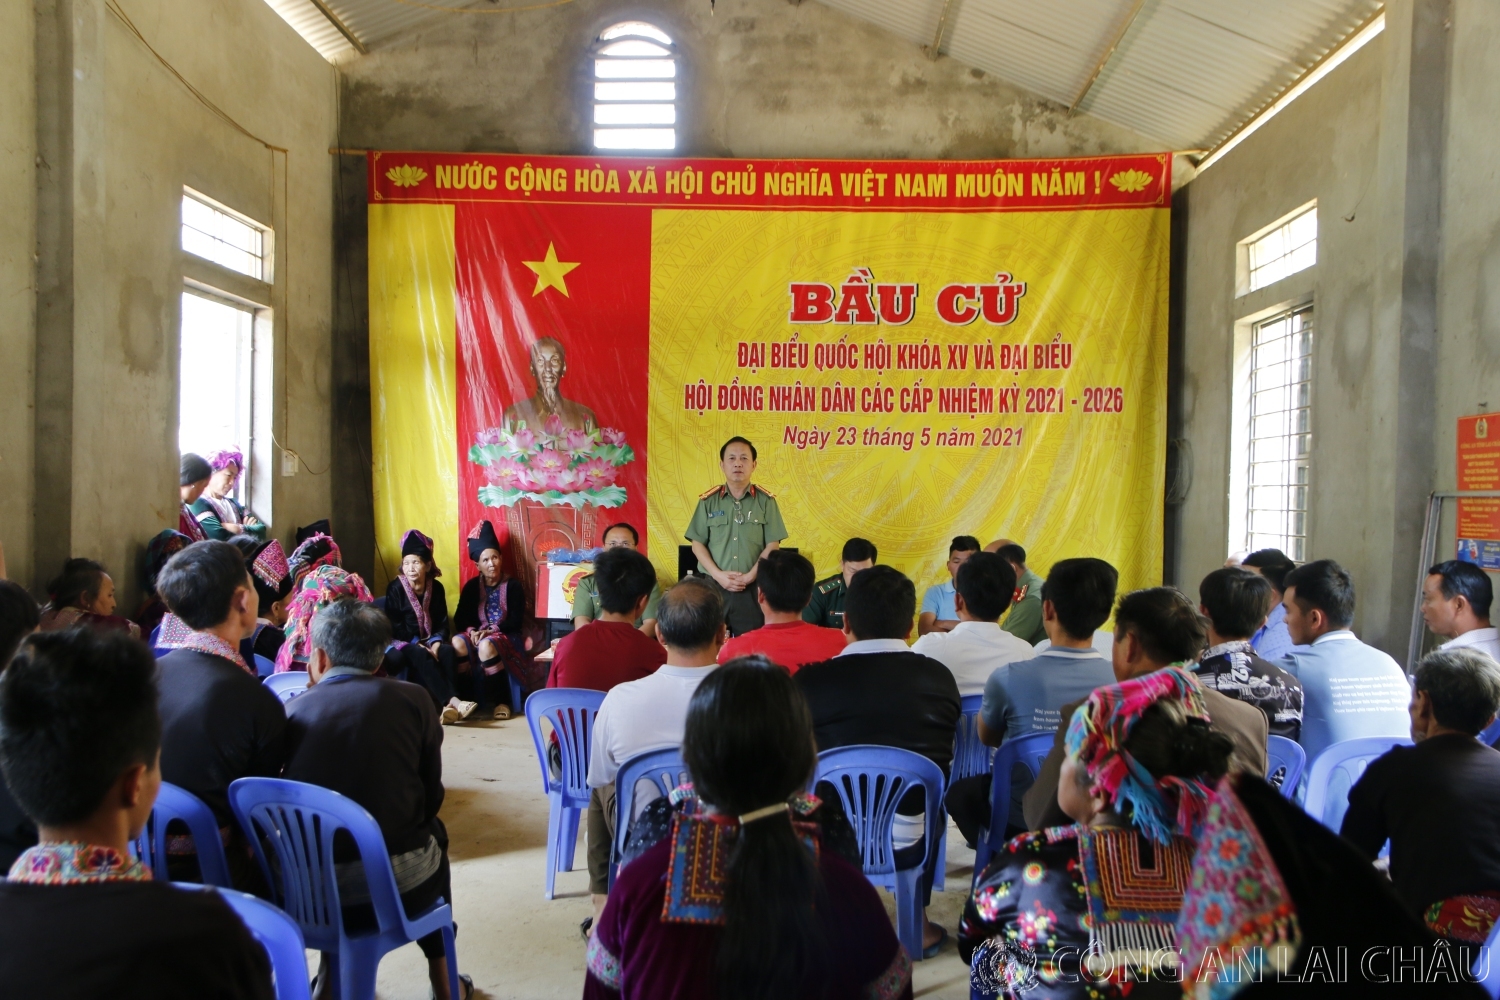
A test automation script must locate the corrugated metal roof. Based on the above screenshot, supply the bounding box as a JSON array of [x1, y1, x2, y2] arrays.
[[261, 0, 490, 63], [814, 0, 1382, 150]]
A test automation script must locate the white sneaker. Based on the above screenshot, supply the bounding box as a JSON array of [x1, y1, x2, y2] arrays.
[[454, 699, 478, 721]]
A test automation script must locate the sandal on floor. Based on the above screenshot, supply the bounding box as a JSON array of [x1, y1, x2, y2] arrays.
[[492, 703, 513, 720], [579, 916, 593, 941], [922, 924, 948, 960], [431, 972, 473, 1000]]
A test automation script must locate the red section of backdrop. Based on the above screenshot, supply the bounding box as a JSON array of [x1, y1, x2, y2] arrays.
[[454, 202, 652, 591]]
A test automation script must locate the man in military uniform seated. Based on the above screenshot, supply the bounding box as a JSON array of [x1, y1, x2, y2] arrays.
[[570, 522, 662, 639], [802, 537, 877, 629], [684, 436, 787, 636]]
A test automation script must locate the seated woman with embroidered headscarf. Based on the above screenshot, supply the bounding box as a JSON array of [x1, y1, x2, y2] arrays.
[[383, 530, 475, 725], [452, 520, 527, 721], [179, 453, 210, 543], [38, 558, 140, 639], [585, 658, 912, 1000], [287, 532, 340, 587], [135, 529, 192, 637], [959, 667, 1233, 1000], [228, 536, 294, 664], [190, 449, 266, 541]]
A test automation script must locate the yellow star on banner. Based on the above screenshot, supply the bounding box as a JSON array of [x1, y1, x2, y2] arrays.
[[522, 242, 580, 297]]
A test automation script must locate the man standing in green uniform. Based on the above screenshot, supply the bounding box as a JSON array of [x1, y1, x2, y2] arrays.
[[989, 540, 1048, 645], [685, 436, 788, 636], [802, 538, 877, 629], [570, 522, 663, 638]]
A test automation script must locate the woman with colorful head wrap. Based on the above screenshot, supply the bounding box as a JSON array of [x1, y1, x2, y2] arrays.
[[959, 666, 1235, 999], [287, 532, 341, 586], [189, 449, 266, 540], [382, 530, 476, 725], [229, 536, 294, 662], [134, 529, 192, 636], [274, 564, 374, 673], [451, 520, 528, 720]]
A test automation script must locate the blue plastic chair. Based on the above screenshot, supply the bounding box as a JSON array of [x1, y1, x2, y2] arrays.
[[610, 746, 688, 891], [1302, 736, 1412, 832], [524, 687, 606, 898], [1481, 716, 1500, 748], [1265, 735, 1307, 800], [1476, 909, 1500, 998], [135, 782, 233, 887], [972, 731, 1055, 877], [254, 653, 276, 677], [815, 745, 946, 962], [951, 694, 994, 782], [263, 671, 310, 703], [178, 884, 312, 1000], [228, 777, 459, 1000]]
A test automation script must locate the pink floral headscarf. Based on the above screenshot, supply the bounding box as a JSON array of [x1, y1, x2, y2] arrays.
[[274, 565, 374, 672]]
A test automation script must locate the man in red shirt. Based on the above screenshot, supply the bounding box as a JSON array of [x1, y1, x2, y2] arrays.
[[548, 548, 666, 690], [717, 550, 846, 672]]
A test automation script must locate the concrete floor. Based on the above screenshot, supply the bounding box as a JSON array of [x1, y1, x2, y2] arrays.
[[363, 718, 976, 999]]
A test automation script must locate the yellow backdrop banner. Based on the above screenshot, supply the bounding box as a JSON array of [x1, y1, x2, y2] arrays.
[[366, 151, 1170, 610]]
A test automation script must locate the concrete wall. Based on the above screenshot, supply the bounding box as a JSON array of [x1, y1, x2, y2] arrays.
[[20, 0, 336, 606], [0, 1, 37, 584], [1174, 0, 1495, 660], [328, 0, 1163, 582]]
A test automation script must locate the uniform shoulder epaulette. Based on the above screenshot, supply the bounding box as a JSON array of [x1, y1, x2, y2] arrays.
[[816, 575, 842, 594], [698, 485, 725, 500], [751, 484, 776, 499]]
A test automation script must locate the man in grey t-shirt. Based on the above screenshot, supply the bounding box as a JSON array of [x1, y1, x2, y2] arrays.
[[945, 557, 1119, 845]]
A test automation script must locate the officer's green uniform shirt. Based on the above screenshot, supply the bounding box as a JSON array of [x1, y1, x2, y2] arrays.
[[1000, 566, 1048, 645], [569, 575, 663, 628], [802, 573, 847, 628], [685, 484, 788, 575]]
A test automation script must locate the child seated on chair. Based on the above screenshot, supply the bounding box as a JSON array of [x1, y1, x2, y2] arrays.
[[284, 598, 470, 1000], [0, 628, 274, 998]]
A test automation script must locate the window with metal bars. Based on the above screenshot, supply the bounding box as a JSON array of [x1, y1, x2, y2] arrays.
[[181, 190, 269, 281], [1246, 305, 1313, 560], [592, 22, 676, 151], [1245, 205, 1316, 294]]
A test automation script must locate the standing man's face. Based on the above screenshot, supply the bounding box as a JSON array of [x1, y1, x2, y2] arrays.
[[531, 342, 565, 391], [721, 443, 756, 486], [603, 527, 638, 550]]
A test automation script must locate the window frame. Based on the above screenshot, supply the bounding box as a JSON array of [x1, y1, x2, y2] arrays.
[[1228, 299, 1316, 562], [589, 20, 680, 153], [181, 186, 275, 283], [1236, 200, 1317, 297]]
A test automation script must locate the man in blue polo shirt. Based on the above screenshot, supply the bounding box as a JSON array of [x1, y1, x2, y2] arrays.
[[943, 557, 1119, 844], [1279, 559, 1410, 765], [917, 535, 981, 636]]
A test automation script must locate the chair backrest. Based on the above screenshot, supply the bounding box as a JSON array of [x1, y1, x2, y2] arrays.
[[1302, 736, 1412, 830], [952, 694, 994, 783], [136, 781, 233, 887], [1265, 735, 1307, 799], [613, 746, 688, 870], [188, 885, 312, 1000], [263, 671, 309, 703], [1481, 717, 1500, 748], [815, 744, 945, 878], [987, 731, 1055, 842], [227, 777, 409, 952], [253, 654, 276, 677], [524, 688, 606, 800]]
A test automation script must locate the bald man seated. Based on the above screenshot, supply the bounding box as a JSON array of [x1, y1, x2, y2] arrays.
[[1021, 586, 1268, 831]]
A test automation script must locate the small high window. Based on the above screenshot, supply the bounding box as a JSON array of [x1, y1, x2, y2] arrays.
[[1241, 204, 1316, 295], [593, 22, 676, 151], [181, 189, 270, 281]]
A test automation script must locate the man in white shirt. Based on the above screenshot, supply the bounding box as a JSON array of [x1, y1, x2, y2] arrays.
[[1422, 559, 1500, 663], [585, 578, 723, 921], [912, 552, 1035, 695], [1279, 559, 1411, 766]]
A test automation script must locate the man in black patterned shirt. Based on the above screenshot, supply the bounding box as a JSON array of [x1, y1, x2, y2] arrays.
[[1194, 567, 1304, 740]]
